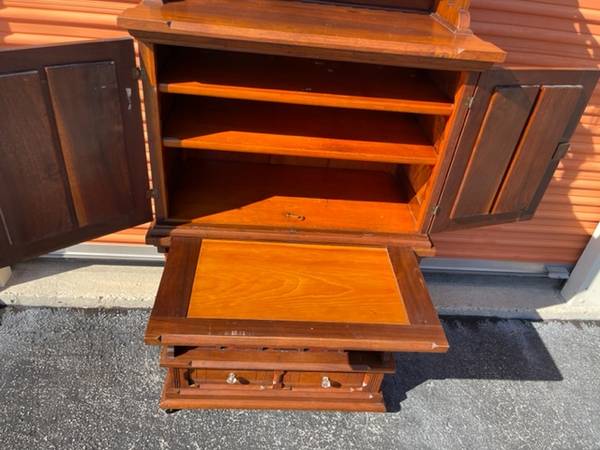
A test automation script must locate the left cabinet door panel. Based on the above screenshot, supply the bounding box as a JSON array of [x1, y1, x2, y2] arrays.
[[0, 39, 151, 266]]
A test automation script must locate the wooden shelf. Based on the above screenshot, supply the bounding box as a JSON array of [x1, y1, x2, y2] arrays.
[[167, 156, 417, 234], [162, 97, 438, 165], [158, 48, 454, 116]]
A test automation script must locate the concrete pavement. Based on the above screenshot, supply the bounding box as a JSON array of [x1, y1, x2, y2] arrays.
[[3, 258, 599, 319]]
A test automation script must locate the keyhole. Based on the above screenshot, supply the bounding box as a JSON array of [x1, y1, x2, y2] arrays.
[[285, 212, 305, 221]]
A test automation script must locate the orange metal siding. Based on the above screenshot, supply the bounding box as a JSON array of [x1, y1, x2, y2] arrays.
[[431, 0, 600, 263], [0, 0, 598, 262]]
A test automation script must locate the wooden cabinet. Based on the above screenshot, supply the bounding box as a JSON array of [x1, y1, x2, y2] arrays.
[[0, 0, 597, 412]]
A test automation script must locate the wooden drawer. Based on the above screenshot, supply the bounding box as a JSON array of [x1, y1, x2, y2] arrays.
[[283, 371, 366, 390], [186, 368, 276, 390], [162, 368, 387, 412]]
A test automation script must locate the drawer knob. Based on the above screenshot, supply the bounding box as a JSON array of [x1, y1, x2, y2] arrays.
[[226, 372, 238, 385], [321, 376, 332, 389]]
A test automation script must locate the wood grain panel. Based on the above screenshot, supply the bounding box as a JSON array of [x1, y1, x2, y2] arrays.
[[494, 85, 583, 214], [0, 70, 74, 246], [46, 61, 135, 226], [187, 239, 410, 325], [451, 85, 539, 218]]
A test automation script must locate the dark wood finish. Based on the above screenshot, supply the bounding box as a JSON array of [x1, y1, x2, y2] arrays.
[[160, 368, 386, 411], [138, 40, 169, 219], [162, 96, 437, 165], [0, 38, 151, 267], [149, 224, 435, 255], [387, 246, 441, 326], [493, 86, 584, 215], [0, 70, 75, 252], [283, 371, 365, 389], [326, 0, 434, 11], [451, 85, 539, 218], [188, 368, 275, 388], [430, 69, 599, 233], [419, 71, 478, 232], [45, 61, 136, 227], [150, 236, 202, 317], [158, 47, 454, 116], [117, 0, 505, 71]]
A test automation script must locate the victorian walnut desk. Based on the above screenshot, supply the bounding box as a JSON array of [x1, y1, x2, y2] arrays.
[[0, 0, 597, 411]]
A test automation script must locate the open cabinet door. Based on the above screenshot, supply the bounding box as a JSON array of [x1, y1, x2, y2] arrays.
[[430, 69, 598, 233], [0, 38, 151, 266]]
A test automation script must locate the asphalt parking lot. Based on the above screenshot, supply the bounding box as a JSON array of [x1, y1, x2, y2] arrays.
[[1, 307, 599, 449]]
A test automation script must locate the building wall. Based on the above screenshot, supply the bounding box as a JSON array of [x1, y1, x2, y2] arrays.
[[0, 0, 598, 263]]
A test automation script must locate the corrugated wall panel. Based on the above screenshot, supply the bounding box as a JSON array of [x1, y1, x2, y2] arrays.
[[432, 0, 600, 263], [0, 0, 598, 262]]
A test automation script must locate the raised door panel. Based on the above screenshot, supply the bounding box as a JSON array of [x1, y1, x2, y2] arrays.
[[430, 69, 598, 233], [0, 71, 76, 249], [0, 39, 151, 266]]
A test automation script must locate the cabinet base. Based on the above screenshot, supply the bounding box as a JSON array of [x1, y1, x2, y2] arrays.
[[160, 369, 386, 412], [160, 390, 386, 412]]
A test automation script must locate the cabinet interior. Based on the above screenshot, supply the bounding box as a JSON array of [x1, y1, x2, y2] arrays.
[[154, 45, 462, 236]]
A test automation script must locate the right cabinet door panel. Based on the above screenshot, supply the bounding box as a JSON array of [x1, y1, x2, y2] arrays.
[[431, 69, 598, 233]]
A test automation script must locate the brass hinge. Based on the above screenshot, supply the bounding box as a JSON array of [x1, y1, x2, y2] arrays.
[[146, 188, 157, 199], [431, 205, 440, 216], [132, 67, 142, 80]]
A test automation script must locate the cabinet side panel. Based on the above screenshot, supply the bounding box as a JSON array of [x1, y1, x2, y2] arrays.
[[0, 71, 75, 245], [46, 61, 136, 227]]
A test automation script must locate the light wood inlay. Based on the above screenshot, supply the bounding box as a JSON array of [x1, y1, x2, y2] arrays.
[[187, 239, 410, 325]]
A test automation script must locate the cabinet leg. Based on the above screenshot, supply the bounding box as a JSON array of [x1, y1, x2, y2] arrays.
[[0, 267, 11, 288]]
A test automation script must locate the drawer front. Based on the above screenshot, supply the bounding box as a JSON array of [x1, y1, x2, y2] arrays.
[[188, 368, 275, 389], [283, 371, 366, 390]]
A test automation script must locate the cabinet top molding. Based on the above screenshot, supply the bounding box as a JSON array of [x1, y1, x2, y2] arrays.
[[117, 0, 506, 71]]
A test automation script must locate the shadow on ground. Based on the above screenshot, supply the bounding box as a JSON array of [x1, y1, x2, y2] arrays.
[[384, 318, 562, 412]]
